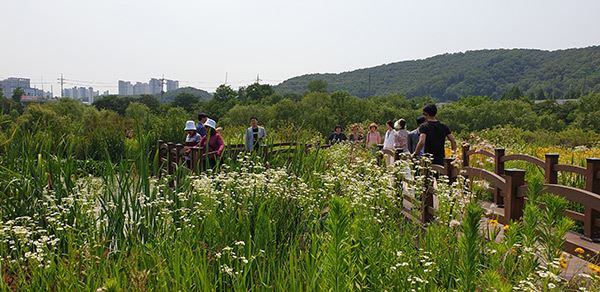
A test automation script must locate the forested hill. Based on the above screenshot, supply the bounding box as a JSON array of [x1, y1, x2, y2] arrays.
[[275, 46, 600, 100]]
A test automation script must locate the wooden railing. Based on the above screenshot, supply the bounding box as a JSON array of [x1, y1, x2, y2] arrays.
[[453, 144, 600, 258], [156, 140, 331, 176]]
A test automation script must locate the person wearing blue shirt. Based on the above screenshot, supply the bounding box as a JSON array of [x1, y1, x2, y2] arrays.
[[196, 112, 208, 138], [407, 116, 426, 156]]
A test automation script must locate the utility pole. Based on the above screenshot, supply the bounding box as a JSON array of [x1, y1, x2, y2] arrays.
[[224, 72, 228, 85], [256, 73, 260, 84]]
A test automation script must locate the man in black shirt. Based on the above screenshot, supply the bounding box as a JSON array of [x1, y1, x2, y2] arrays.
[[412, 104, 457, 165]]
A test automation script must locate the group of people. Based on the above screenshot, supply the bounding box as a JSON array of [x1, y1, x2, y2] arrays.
[[182, 113, 225, 168], [328, 104, 457, 166], [182, 113, 267, 168], [182, 103, 456, 169]]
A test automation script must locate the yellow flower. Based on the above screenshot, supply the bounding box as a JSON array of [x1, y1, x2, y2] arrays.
[[575, 247, 585, 255], [588, 263, 600, 276], [503, 225, 509, 231], [489, 219, 498, 227], [559, 253, 569, 270]]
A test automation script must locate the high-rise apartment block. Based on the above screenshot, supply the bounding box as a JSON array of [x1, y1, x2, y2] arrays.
[[118, 78, 179, 96]]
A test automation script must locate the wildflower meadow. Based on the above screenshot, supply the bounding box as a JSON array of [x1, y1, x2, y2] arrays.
[[1, 126, 600, 291]]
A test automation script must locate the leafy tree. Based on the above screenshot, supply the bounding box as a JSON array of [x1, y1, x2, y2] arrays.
[[501, 86, 523, 100], [12, 87, 25, 103], [535, 89, 546, 100], [93, 95, 132, 115], [213, 84, 237, 101], [171, 92, 199, 112], [125, 102, 152, 128], [308, 79, 328, 93], [0, 90, 14, 114], [244, 83, 274, 100], [137, 95, 161, 113]]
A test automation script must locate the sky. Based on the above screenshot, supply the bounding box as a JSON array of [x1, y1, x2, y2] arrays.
[[2, 0, 600, 94]]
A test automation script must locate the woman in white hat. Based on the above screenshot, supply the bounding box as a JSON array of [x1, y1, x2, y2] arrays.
[[198, 118, 225, 169], [184, 120, 201, 145], [394, 118, 409, 153], [183, 120, 201, 165]]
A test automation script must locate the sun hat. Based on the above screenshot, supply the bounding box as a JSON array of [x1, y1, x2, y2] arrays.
[[184, 120, 196, 131], [204, 118, 217, 130], [369, 122, 378, 129], [394, 118, 406, 130]]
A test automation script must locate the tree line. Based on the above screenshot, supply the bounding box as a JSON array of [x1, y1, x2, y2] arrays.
[[0, 81, 598, 162]]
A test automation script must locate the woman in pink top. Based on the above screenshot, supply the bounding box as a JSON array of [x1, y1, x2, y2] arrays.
[[199, 118, 225, 170], [365, 122, 381, 148]]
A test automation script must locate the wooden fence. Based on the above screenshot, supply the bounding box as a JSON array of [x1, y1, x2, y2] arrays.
[[156, 140, 332, 176], [421, 144, 600, 258]]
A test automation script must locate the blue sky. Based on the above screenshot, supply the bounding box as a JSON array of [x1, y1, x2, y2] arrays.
[[2, 0, 599, 93]]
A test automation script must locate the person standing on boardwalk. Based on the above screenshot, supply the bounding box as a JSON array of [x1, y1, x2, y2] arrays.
[[183, 120, 201, 166], [244, 116, 266, 151], [348, 124, 364, 143], [407, 116, 426, 156], [199, 118, 225, 169], [196, 112, 208, 138], [394, 118, 408, 153], [412, 104, 457, 165], [382, 120, 397, 166], [365, 123, 381, 148], [328, 125, 347, 144]]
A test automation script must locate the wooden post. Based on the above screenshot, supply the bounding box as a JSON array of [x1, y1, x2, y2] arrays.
[[494, 148, 506, 207], [461, 144, 470, 168], [157, 140, 164, 178], [584, 158, 600, 241], [167, 142, 175, 175], [545, 153, 559, 184], [503, 169, 526, 225], [176, 144, 184, 166], [191, 146, 199, 174], [157, 140, 164, 157], [443, 158, 456, 183], [262, 144, 269, 161]]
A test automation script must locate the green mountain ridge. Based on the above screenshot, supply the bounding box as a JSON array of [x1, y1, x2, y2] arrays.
[[275, 46, 600, 100]]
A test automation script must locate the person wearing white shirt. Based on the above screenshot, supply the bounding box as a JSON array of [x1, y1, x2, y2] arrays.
[[382, 120, 397, 167]]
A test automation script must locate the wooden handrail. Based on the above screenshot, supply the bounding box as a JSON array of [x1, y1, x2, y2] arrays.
[[500, 154, 545, 168], [467, 149, 495, 159], [543, 184, 600, 211], [554, 164, 587, 176], [463, 166, 507, 192]]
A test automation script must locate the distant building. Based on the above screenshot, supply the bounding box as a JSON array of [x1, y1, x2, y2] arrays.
[[133, 82, 150, 95], [118, 80, 134, 96], [149, 78, 163, 95], [1, 77, 52, 99], [118, 78, 177, 96], [62, 86, 99, 102], [166, 79, 179, 92]]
